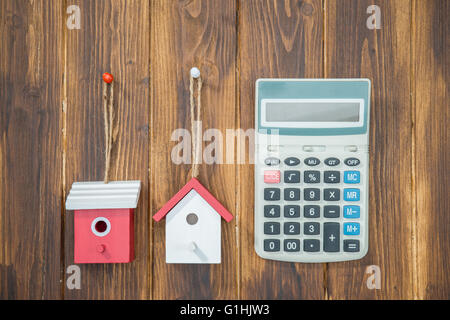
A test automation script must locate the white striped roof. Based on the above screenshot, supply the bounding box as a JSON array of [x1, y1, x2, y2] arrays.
[[65, 181, 141, 210]]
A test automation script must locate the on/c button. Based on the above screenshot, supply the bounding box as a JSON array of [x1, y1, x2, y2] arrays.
[[264, 170, 280, 184]]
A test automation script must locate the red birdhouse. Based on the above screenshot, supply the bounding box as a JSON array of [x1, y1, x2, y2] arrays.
[[65, 181, 141, 263]]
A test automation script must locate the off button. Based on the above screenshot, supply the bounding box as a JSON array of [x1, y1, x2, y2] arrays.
[[344, 157, 360, 166]]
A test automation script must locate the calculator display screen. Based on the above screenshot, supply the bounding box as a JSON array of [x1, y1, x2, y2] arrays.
[[266, 101, 360, 122], [261, 99, 364, 128]]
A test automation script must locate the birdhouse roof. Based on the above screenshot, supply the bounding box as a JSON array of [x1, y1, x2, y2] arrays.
[[65, 181, 141, 210], [153, 178, 233, 222]]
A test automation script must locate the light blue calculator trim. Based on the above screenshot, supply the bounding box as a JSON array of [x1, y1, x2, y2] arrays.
[[256, 79, 371, 136]]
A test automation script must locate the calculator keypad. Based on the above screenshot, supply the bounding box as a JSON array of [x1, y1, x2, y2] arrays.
[[260, 155, 364, 259]]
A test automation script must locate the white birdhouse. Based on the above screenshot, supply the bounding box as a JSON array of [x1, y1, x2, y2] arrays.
[[153, 178, 233, 264]]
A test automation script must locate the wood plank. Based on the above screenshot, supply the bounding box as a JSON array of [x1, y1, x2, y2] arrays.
[[150, 0, 237, 299], [325, 0, 414, 299], [64, 0, 150, 299], [239, 0, 325, 299], [412, 0, 449, 300], [0, 0, 63, 299]]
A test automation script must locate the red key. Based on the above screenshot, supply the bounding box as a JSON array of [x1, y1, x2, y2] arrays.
[[264, 170, 280, 184]]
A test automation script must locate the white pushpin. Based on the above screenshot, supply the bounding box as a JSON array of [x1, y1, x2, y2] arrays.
[[189, 241, 198, 252], [190, 67, 201, 79]]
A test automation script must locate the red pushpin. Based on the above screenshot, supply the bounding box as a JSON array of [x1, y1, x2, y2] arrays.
[[102, 72, 114, 84], [97, 244, 106, 253]]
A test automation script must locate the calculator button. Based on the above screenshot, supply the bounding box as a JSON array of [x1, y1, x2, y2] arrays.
[[324, 171, 340, 183], [304, 205, 320, 218], [344, 171, 360, 183], [304, 188, 320, 201], [284, 188, 300, 201], [284, 170, 300, 183], [284, 205, 300, 218], [264, 170, 280, 184], [344, 240, 360, 252], [324, 188, 340, 201], [284, 239, 301, 252], [344, 157, 360, 166], [324, 222, 340, 252], [324, 205, 340, 218], [304, 239, 320, 252], [284, 222, 300, 235], [344, 188, 360, 201], [264, 188, 280, 201], [304, 170, 320, 183], [343, 222, 360, 235], [284, 157, 300, 166], [264, 205, 280, 218], [325, 157, 340, 166], [343, 205, 360, 218], [264, 239, 280, 252], [304, 222, 320, 235], [264, 157, 280, 166], [264, 222, 280, 235], [304, 157, 320, 166]]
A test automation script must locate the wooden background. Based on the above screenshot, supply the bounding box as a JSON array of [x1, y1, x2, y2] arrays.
[[0, 0, 448, 299]]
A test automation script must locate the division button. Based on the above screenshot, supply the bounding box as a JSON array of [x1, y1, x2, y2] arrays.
[[324, 171, 340, 183], [323, 222, 340, 252]]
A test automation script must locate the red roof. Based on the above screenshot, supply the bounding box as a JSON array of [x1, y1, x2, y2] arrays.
[[152, 178, 233, 222]]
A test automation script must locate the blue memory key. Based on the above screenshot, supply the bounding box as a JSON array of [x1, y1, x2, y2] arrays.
[[344, 205, 360, 218], [344, 188, 360, 201], [343, 222, 360, 235], [344, 171, 360, 183]]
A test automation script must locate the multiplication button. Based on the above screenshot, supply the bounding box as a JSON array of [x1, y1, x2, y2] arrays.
[[324, 188, 340, 201]]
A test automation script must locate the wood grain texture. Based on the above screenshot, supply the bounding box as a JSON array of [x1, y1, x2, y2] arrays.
[[412, 0, 449, 300], [239, 0, 325, 299], [64, 0, 150, 299], [325, 0, 414, 299], [150, 0, 237, 299], [0, 0, 63, 299]]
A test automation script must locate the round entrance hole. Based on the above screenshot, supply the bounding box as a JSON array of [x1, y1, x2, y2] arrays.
[[95, 220, 107, 233], [186, 213, 198, 225], [91, 217, 111, 237]]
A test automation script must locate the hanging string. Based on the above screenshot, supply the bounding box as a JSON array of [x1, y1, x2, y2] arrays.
[[189, 67, 202, 178], [102, 73, 114, 183]]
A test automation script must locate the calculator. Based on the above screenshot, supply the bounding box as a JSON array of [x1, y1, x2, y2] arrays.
[[254, 79, 371, 262]]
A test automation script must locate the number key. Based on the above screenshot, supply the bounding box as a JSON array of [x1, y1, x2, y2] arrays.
[[304, 188, 320, 201], [304, 205, 320, 218], [264, 205, 280, 218], [264, 188, 280, 201], [284, 239, 300, 252], [264, 239, 280, 252], [304, 222, 320, 235], [264, 222, 280, 235], [284, 205, 300, 218], [284, 222, 300, 235], [284, 188, 300, 201]]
